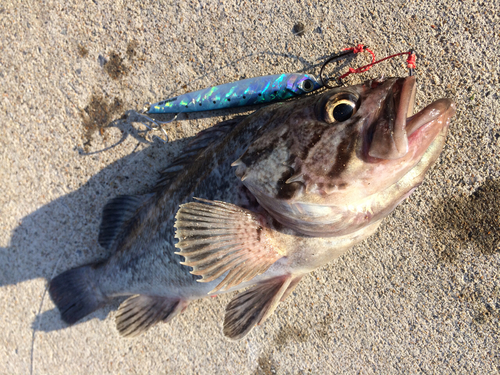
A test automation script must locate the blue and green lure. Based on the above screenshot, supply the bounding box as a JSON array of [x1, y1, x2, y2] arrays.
[[146, 73, 322, 114]]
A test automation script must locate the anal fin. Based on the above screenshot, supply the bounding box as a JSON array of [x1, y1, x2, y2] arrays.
[[223, 275, 292, 340], [116, 295, 187, 337]]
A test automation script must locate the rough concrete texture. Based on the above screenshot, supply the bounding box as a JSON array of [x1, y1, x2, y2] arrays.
[[1, 0, 499, 373]]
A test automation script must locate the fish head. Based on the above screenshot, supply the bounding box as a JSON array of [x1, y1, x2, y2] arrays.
[[233, 77, 456, 236]]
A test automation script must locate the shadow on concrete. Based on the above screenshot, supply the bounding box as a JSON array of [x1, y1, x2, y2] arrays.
[[0, 126, 193, 332]]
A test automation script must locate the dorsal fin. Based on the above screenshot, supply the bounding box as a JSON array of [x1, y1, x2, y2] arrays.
[[153, 116, 245, 191], [98, 194, 153, 250]]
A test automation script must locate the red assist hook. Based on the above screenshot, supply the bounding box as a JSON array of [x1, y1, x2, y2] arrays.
[[320, 44, 417, 88]]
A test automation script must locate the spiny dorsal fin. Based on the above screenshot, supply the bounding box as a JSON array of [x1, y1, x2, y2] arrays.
[[223, 275, 292, 340], [115, 295, 187, 337], [98, 194, 153, 250], [174, 199, 282, 294], [154, 116, 245, 191]]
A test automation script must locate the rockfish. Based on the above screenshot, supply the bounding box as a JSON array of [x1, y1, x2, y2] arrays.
[[49, 76, 455, 340]]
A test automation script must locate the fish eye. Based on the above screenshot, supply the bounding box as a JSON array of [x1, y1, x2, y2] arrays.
[[321, 92, 359, 123], [331, 99, 356, 122], [300, 79, 315, 92]]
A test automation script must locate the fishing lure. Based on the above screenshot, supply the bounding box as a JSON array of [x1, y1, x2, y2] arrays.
[[146, 73, 322, 114], [131, 45, 415, 143]]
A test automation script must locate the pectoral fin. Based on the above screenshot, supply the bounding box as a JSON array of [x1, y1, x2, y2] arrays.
[[174, 199, 282, 293], [223, 275, 292, 340]]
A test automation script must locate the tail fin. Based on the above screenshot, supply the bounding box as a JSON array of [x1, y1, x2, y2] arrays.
[[49, 264, 107, 324]]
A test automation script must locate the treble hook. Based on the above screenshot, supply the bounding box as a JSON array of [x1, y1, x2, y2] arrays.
[[127, 103, 179, 143]]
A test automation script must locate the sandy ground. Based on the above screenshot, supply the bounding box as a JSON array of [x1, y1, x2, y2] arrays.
[[1, 0, 499, 374]]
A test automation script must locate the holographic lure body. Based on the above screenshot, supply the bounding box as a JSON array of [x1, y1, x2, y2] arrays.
[[147, 73, 321, 114]]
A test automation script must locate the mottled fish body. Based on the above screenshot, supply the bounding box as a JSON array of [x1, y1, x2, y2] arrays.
[[147, 73, 321, 113], [49, 77, 455, 340]]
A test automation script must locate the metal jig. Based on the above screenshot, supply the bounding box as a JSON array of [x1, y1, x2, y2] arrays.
[[131, 73, 322, 142], [146, 73, 322, 115]]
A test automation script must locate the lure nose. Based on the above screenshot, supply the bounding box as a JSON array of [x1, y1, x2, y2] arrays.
[[368, 76, 416, 160]]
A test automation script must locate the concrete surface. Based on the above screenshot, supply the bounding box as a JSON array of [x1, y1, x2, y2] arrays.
[[1, 0, 499, 374]]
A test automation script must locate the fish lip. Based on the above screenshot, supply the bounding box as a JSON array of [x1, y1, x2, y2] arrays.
[[397, 75, 417, 143], [365, 94, 455, 167], [368, 77, 416, 160], [404, 98, 455, 167], [368, 76, 454, 160], [406, 98, 455, 138]]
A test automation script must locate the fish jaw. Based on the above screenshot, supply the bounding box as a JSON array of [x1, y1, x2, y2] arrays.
[[367, 76, 416, 159], [234, 77, 456, 237]]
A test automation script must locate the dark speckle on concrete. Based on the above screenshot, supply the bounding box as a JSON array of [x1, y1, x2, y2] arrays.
[[98, 54, 107, 67], [104, 51, 129, 80], [292, 22, 306, 36], [81, 94, 123, 149], [429, 179, 500, 262], [254, 353, 279, 375], [77, 44, 88, 58], [126, 40, 139, 60]]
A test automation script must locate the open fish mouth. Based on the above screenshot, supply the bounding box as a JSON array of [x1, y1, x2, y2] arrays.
[[368, 76, 455, 161], [406, 98, 455, 138]]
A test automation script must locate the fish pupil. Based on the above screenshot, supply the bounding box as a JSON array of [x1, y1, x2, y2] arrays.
[[333, 103, 354, 122]]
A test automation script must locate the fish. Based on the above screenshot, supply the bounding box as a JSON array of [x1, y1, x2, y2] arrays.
[[49, 76, 455, 340], [147, 73, 322, 114]]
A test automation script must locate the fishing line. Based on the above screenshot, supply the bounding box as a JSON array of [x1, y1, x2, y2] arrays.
[[320, 44, 417, 87], [338, 50, 417, 80], [319, 44, 375, 88]]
